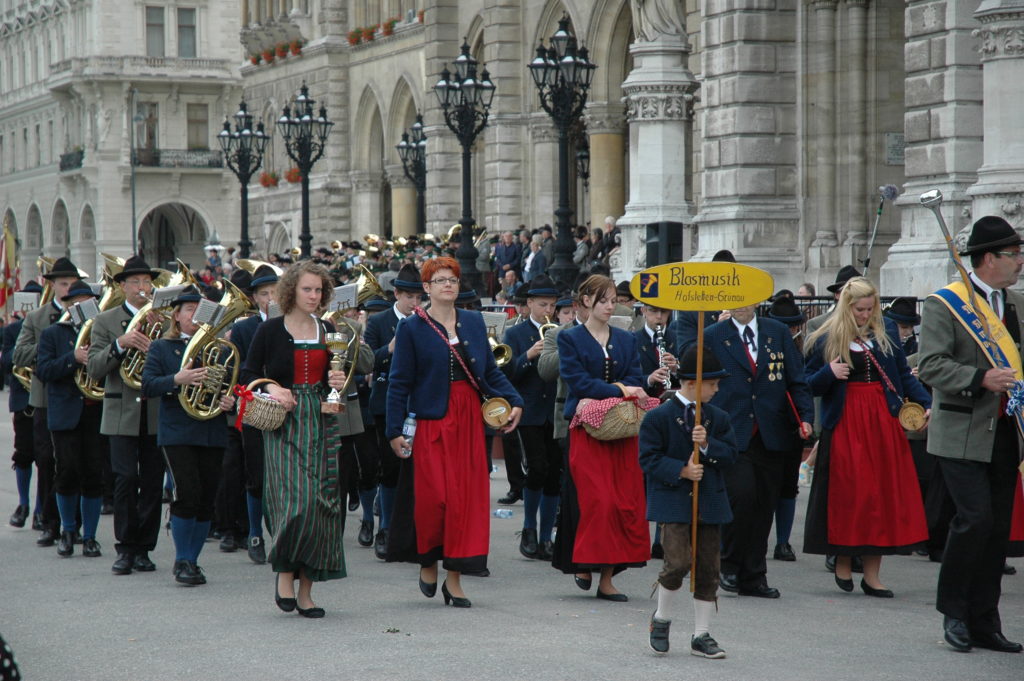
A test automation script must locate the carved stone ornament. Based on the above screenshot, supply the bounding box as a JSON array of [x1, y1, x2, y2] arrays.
[[974, 21, 1024, 61], [624, 91, 697, 122]]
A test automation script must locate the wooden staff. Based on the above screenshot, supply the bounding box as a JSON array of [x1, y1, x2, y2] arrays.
[[690, 311, 704, 593]]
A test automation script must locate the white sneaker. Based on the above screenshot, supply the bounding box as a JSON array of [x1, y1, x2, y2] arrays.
[[798, 462, 814, 487]]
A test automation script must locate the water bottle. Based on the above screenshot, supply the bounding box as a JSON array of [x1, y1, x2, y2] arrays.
[[401, 413, 416, 457], [492, 509, 514, 519]]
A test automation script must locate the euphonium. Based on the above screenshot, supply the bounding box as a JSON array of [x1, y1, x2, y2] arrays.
[[119, 260, 197, 390], [178, 279, 254, 420], [487, 326, 512, 367], [13, 257, 57, 391], [74, 254, 126, 400]]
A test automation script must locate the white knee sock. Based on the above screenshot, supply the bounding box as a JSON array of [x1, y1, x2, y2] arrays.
[[654, 584, 681, 622], [693, 599, 714, 637]]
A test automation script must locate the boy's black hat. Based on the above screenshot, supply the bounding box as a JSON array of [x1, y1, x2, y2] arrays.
[[884, 297, 920, 325], [678, 346, 729, 380]]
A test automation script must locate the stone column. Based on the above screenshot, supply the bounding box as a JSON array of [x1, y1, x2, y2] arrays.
[[614, 36, 699, 282], [967, 2, 1024, 235], [584, 102, 627, 229], [880, 0, 983, 297], [805, 0, 838, 279], [529, 114, 558, 231], [693, 0, 801, 286], [241, 0, 249, 28], [422, 1, 463, 236], [387, 164, 417, 237], [350, 170, 383, 240], [839, 0, 869, 263]]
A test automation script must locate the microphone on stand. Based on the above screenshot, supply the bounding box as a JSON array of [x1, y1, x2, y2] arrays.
[[862, 184, 901, 274]]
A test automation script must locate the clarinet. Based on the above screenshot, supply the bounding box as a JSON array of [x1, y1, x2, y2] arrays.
[[654, 324, 671, 390]]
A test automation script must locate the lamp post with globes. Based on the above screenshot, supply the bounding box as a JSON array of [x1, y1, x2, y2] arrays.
[[434, 40, 496, 293], [217, 101, 270, 259], [396, 113, 427, 235], [278, 82, 334, 259], [528, 15, 596, 287]]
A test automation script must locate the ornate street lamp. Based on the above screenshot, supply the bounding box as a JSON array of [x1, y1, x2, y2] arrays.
[[528, 14, 596, 287], [575, 134, 590, 190], [434, 39, 496, 293], [218, 101, 270, 258], [278, 82, 333, 259], [396, 113, 427, 235]]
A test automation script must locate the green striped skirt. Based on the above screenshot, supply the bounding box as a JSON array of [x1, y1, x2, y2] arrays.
[[263, 384, 346, 581]]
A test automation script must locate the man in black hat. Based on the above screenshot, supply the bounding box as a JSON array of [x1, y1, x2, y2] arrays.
[[918, 215, 1024, 653], [37, 280, 105, 558], [13, 257, 82, 545], [3, 281, 43, 529], [85, 254, 165, 573], [805, 265, 862, 335], [884, 296, 921, 356], [502, 274, 561, 559], [364, 263, 422, 558]]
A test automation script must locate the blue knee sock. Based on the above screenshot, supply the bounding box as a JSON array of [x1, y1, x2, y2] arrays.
[[15, 467, 31, 507], [80, 496, 102, 540], [378, 485, 396, 530], [539, 494, 559, 542], [246, 492, 263, 539], [55, 493, 79, 533], [169, 515, 195, 562], [776, 497, 797, 545], [190, 520, 211, 563], [522, 488, 541, 530], [654, 523, 662, 546], [358, 489, 376, 525]]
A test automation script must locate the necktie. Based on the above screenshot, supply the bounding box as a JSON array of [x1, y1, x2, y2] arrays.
[[743, 326, 756, 357], [685, 403, 696, 431], [991, 291, 1003, 320]]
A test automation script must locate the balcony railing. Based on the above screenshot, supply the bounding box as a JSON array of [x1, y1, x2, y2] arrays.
[[59, 149, 84, 171], [133, 148, 223, 169]]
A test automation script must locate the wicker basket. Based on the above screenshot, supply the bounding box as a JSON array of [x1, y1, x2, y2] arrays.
[[239, 379, 288, 431], [582, 398, 649, 441]]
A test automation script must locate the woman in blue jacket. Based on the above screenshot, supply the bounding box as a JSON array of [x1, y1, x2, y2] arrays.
[[803, 277, 930, 597], [386, 257, 523, 608]]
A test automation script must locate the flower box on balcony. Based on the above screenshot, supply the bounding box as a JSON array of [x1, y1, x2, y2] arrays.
[[347, 30, 360, 45], [260, 171, 279, 188], [362, 25, 377, 41], [285, 167, 302, 184], [275, 43, 288, 58], [290, 40, 303, 55], [261, 50, 274, 64]]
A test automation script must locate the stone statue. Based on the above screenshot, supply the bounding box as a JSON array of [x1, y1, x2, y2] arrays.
[[97, 108, 112, 146], [630, 0, 686, 42]]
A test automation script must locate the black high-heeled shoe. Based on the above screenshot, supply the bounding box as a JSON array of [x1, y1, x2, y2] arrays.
[[419, 571, 437, 598], [441, 580, 471, 608], [275, 575, 297, 612], [860, 579, 894, 598], [834, 574, 854, 593]]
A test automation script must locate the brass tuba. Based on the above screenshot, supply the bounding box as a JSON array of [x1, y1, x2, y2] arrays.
[[74, 254, 126, 399], [320, 264, 383, 398], [13, 257, 56, 391], [178, 279, 254, 420], [119, 260, 198, 390], [487, 326, 512, 367]]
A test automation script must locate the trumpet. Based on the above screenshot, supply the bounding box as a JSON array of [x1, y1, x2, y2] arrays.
[[488, 326, 512, 367], [74, 253, 126, 400]]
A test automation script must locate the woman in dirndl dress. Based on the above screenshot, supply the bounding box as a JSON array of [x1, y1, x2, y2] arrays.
[[553, 274, 650, 601], [241, 260, 348, 618], [803, 276, 931, 597]]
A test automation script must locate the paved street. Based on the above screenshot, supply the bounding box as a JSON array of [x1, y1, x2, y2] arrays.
[[1, 425, 1021, 681]]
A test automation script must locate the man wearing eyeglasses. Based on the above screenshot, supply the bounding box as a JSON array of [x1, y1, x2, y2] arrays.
[[918, 215, 1024, 654]]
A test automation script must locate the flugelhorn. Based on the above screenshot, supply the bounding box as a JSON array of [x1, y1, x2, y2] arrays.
[[538, 315, 559, 337], [320, 264, 383, 399], [487, 326, 512, 367], [74, 253, 126, 400]]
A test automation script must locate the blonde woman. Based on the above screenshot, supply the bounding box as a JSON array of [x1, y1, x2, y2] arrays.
[[803, 277, 931, 597]]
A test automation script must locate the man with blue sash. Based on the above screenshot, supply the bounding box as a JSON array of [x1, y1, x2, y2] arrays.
[[918, 216, 1024, 654]]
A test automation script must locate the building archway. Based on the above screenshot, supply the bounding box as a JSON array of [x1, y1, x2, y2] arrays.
[[24, 205, 43, 278], [267, 221, 290, 257], [137, 202, 209, 271], [49, 199, 70, 259]]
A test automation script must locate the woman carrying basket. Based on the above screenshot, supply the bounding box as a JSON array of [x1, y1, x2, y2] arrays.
[[240, 261, 349, 618]]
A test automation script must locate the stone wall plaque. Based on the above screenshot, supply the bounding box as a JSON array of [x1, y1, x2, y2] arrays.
[[884, 132, 905, 166]]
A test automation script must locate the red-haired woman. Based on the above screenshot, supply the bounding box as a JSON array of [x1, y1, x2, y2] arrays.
[[386, 257, 523, 608]]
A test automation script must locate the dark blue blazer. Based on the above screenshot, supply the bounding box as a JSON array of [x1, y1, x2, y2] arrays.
[[502, 318, 555, 426], [494, 242, 521, 274], [805, 327, 932, 431], [2, 319, 28, 412], [557, 324, 644, 419], [385, 309, 524, 440], [634, 326, 678, 397], [668, 310, 719, 357], [639, 399, 737, 524], [141, 337, 228, 448], [230, 313, 263, 362], [37, 323, 85, 431], [365, 306, 402, 417], [705, 317, 814, 452], [525, 251, 547, 283]]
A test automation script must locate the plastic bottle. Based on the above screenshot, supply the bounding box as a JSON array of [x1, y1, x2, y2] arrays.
[[492, 509, 514, 519], [401, 413, 416, 456]]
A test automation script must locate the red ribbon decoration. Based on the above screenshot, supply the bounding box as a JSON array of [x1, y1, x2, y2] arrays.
[[233, 384, 254, 431]]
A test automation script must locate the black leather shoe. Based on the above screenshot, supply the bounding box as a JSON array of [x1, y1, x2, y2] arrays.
[[835, 574, 854, 592], [738, 584, 780, 599], [574, 574, 592, 591], [175, 561, 203, 586], [860, 579, 893, 598], [297, 604, 326, 618], [100, 501, 114, 515], [219, 533, 238, 552], [275, 575, 297, 612], [112, 553, 134, 575], [441, 580, 471, 608], [825, 555, 837, 573], [519, 528, 538, 559], [373, 528, 388, 560], [348, 496, 360, 513], [36, 527, 58, 547], [497, 489, 521, 505], [1004, 562, 1017, 576], [774, 543, 796, 561], [82, 538, 102, 557], [649, 615, 671, 654], [357, 520, 374, 547], [31, 513, 44, 531], [57, 530, 74, 557], [943, 616, 972, 652], [719, 573, 739, 593], [133, 553, 156, 572], [651, 542, 664, 560], [419, 571, 437, 598], [9, 504, 29, 528], [247, 536, 266, 564], [537, 540, 554, 561], [970, 631, 1022, 653], [192, 563, 207, 585], [596, 589, 628, 602]]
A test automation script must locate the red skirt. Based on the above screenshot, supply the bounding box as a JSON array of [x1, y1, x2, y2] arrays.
[[1009, 471, 1024, 557], [825, 382, 928, 549], [567, 427, 650, 567], [412, 380, 489, 571]]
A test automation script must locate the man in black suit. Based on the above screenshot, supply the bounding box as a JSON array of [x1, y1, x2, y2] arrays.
[[635, 303, 679, 398], [3, 282, 42, 528]]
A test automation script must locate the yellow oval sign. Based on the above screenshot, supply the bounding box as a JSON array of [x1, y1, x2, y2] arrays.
[[629, 262, 775, 312]]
